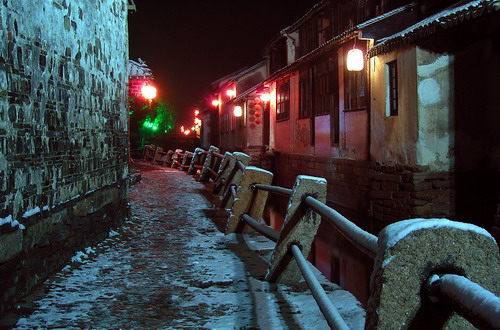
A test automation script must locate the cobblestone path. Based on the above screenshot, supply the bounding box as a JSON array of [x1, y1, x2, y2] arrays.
[[2, 161, 364, 329]]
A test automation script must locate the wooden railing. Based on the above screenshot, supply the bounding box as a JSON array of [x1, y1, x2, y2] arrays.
[[144, 144, 500, 329]]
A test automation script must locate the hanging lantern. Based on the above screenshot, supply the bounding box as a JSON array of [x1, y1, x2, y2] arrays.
[[347, 48, 364, 71], [233, 105, 242, 117], [211, 99, 219, 107]]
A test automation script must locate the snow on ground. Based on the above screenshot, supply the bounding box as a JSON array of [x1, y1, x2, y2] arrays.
[[8, 162, 365, 329]]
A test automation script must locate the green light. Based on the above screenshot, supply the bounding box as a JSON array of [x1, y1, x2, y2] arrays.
[[152, 125, 158, 131]]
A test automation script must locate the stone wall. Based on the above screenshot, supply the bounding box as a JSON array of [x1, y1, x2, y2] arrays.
[[273, 153, 455, 233], [0, 0, 129, 314]]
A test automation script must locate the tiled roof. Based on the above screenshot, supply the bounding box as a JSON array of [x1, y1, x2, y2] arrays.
[[368, 0, 500, 57]]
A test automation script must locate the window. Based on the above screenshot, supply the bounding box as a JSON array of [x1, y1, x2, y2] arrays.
[[386, 60, 398, 116], [314, 56, 338, 116], [298, 54, 340, 144], [276, 79, 290, 121], [299, 67, 313, 118], [270, 38, 287, 74]]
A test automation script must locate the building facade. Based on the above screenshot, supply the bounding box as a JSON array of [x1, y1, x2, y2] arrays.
[[206, 0, 500, 304]]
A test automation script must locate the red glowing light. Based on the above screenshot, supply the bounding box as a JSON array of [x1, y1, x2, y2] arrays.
[[184, 130, 191, 135], [141, 84, 157, 100], [211, 100, 220, 106], [260, 93, 271, 102], [194, 110, 199, 116], [233, 105, 242, 117], [226, 89, 236, 97]]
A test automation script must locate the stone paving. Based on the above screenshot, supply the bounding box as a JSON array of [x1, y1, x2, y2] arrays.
[[1, 161, 364, 329]]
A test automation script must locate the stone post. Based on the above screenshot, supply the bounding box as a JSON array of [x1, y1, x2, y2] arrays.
[[199, 145, 220, 182], [366, 218, 500, 329], [213, 152, 233, 193], [220, 152, 250, 206], [181, 151, 193, 171], [266, 175, 327, 284], [170, 149, 183, 169], [187, 147, 204, 175], [225, 166, 273, 234]]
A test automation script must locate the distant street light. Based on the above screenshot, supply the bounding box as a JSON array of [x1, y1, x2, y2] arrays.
[[141, 84, 157, 100]]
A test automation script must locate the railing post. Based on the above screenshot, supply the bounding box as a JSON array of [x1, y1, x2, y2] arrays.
[[223, 152, 250, 196], [225, 166, 273, 234], [171, 149, 183, 169], [366, 218, 500, 329], [213, 152, 232, 193], [181, 151, 193, 171], [199, 145, 220, 182], [266, 175, 327, 284], [188, 147, 204, 174]]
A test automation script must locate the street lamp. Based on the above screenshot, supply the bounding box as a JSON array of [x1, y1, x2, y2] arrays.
[[141, 84, 157, 100]]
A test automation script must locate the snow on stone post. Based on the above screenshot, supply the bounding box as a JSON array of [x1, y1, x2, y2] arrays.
[[199, 146, 220, 182], [266, 175, 327, 284], [366, 218, 500, 329], [220, 152, 250, 205], [213, 152, 233, 194], [181, 151, 193, 171], [188, 148, 204, 174], [225, 166, 273, 234]]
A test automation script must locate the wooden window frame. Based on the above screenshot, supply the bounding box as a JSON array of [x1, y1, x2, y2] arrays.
[[276, 79, 290, 122], [386, 60, 398, 117]]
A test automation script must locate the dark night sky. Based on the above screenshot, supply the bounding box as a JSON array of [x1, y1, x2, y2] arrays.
[[128, 1, 320, 125]]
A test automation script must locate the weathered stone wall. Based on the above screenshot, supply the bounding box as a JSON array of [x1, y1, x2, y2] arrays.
[[273, 153, 455, 232], [0, 0, 129, 314]]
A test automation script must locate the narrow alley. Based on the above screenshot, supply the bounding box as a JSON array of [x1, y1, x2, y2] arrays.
[[2, 162, 363, 329]]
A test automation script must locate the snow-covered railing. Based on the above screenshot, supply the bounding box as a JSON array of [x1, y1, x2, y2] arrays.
[[188, 146, 500, 328]]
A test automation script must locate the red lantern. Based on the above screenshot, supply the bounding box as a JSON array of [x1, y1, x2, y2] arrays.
[[255, 118, 262, 124], [255, 111, 261, 117], [254, 104, 262, 111]]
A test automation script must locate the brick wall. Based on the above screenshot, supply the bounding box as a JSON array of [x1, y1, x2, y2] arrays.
[[0, 0, 129, 314], [273, 153, 455, 233]]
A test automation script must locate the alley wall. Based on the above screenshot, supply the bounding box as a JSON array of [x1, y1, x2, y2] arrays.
[[0, 0, 130, 314]]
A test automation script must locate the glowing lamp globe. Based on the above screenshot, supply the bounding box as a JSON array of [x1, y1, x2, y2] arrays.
[[347, 48, 364, 71], [260, 93, 271, 102], [211, 100, 220, 106], [226, 89, 236, 98], [233, 105, 243, 117], [141, 85, 157, 100]]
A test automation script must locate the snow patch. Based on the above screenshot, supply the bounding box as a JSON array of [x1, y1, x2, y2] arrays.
[[382, 255, 396, 268], [108, 229, 119, 237], [298, 175, 327, 184], [244, 165, 273, 176], [379, 218, 495, 252], [71, 251, 89, 263], [22, 206, 41, 218], [0, 214, 25, 230]]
